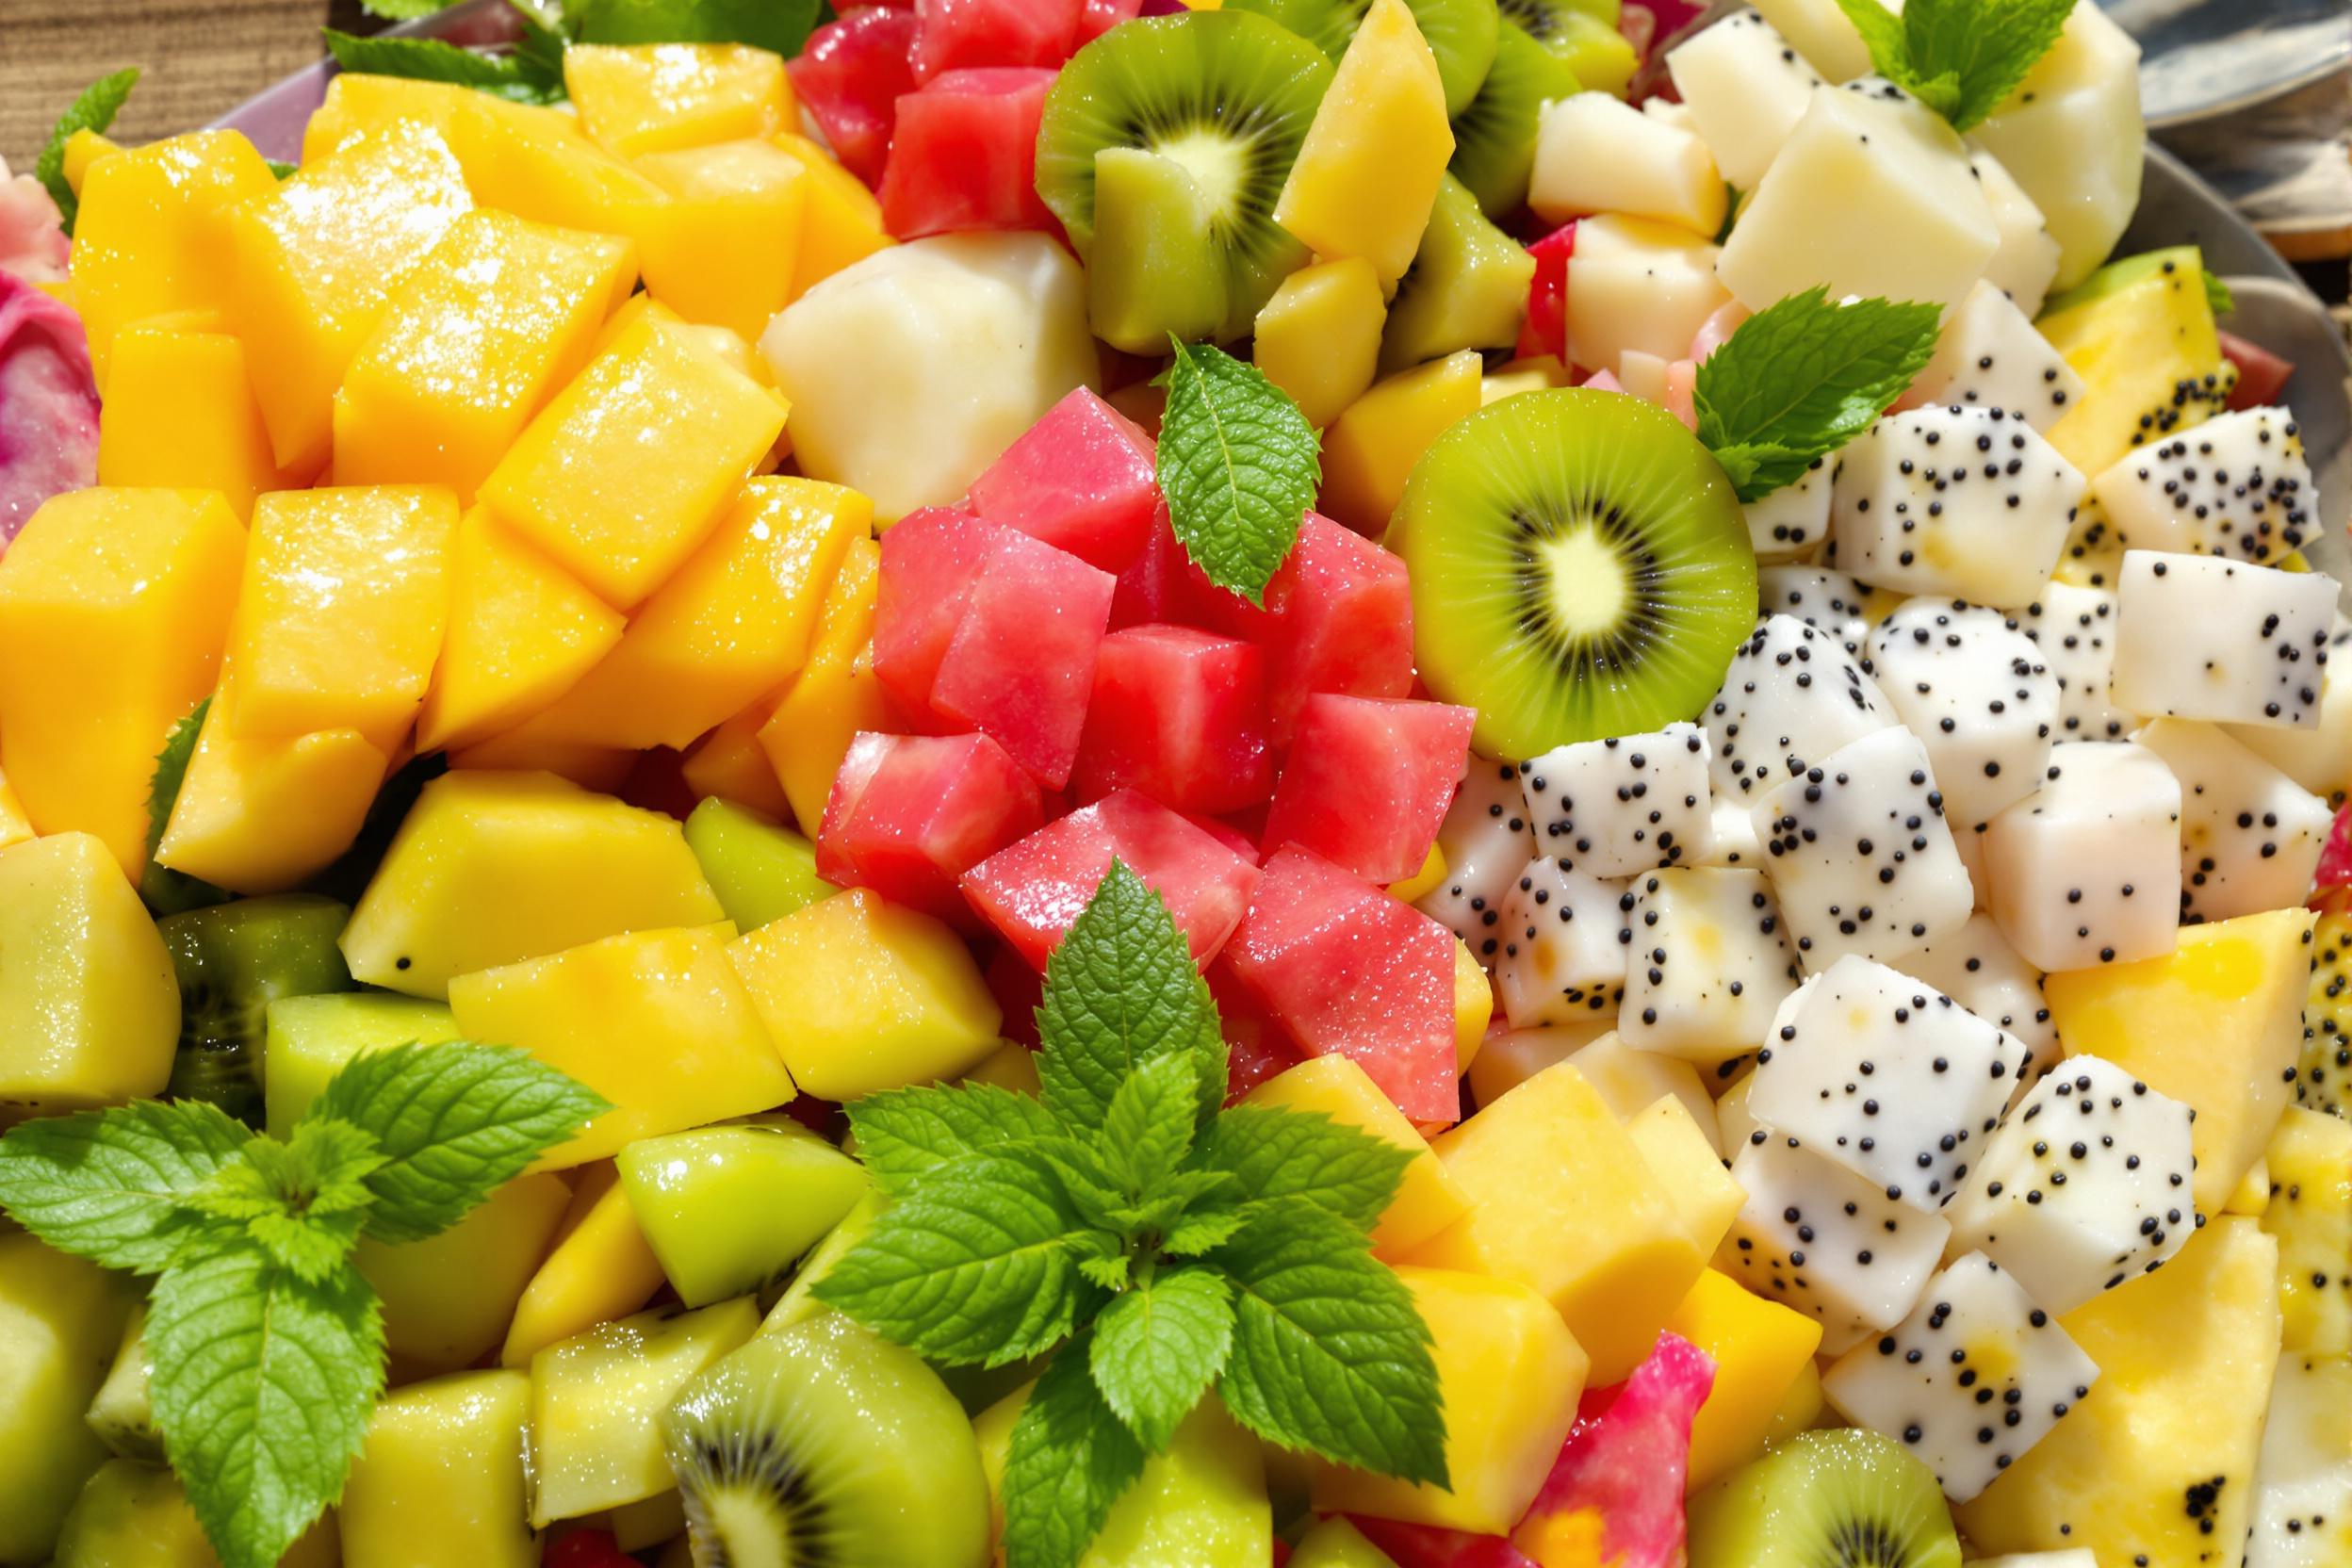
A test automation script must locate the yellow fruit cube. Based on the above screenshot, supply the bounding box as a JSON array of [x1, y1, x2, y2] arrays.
[[59, 129, 121, 196], [964, 1040, 1044, 1096], [2224, 1156, 2272, 1217], [0, 1234, 142, 1563], [334, 210, 637, 498], [94, 312, 289, 515], [1254, 256, 1387, 429], [1273, 0, 1454, 287], [1452, 937, 1492, 1072], [1406, 1060, 1707, 1382], [758, 534, 883, 833], [1762, 1362, 1826, 1446], [1625, 1093, 1742, 1255], [225, 120, 476, 473], [2043, 906, 2313, 1212], [680, 707, 796, 822], [449, 732, 637, 793], [155, 687, 389, 894], [633, 139, 808, 342], [481, 299, 789, 609], [726, 889, 1000, 1100], [341, 769, 725, 997], [2261, 1106, 2351, 1355], [771, 133, 894, 301], [1391, 842, 1447, 905], [0, 770, 32, 852], [226, 485, 457, 750], [502, 1162, 669, 1367], [1666, 1268, 1824, 1492], [0, 834, 180, 1109], [264, 992, 462, 1136], [358, 1173, 572, 1380], [0, 488, 243, 873], [1313, 1266, 1587, 1535], [1245, 1054, 1470, 1259], [1482, 356, 1574, 405], [339, 1369, 536, 1568], [1319, 349, 1482, 536], [567, 43, 793, 159], [451, 923, 797, 1168]]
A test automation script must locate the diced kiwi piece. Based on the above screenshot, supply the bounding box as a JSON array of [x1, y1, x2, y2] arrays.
[[663, 1315, 991, 1568], [158, 894, 352, 1124], [1224, 0, 1501, 117], [1450, 21, 1583, 217], [618, 1118, 870, 1309], [1392, 388, 1756, 758], [1501, 0, 1636, 96], [263, 991, 460, 1137], [83, 1304, 159, 1463], [762, 1189, 888, 1333], [1380, 172, 1537, 374], [1037, 11, 1333, 343], [681, 798, 835, 933], [1687, 1428, 1962, 1568], [1089, 147, 1233, 352]]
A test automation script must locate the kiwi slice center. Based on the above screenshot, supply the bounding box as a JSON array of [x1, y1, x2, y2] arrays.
[[1150, 127, 1252, 226], [1824, 1514, 1915, 1566], [1532, 517, 1641, 641], [1513, 495, 1662, 671]]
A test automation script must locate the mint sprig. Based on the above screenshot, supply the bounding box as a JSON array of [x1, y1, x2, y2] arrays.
[[1830, 0, 2074, 132], [34, 67, 138, 237], [320, 29, 565, 106], [1155, 339, 1321, 606], [0, 1043, 607, 1568], [814, 863, 1446, 1568]]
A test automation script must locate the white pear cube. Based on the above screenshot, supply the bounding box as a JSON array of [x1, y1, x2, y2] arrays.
[[1492, 857, 1629, 1029], [2111, 551, 2338, 730], [1619, 866, 1800, 1067], [1969, 3, 2144, 294], [1983, 740, 2181, 972], [1563, 215, 1732, 372], [1519, 723, 1712, 877], [1968, 147, 2065, 319], [1530, 91, 1725, 237], [1750, 0, 1881, 80], [1667, 9, 1824, 189], [1909, 280, 2083, 433], [2133, 719, 2332, 924]]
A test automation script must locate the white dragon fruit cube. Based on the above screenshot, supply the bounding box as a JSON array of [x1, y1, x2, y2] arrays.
[[2089, 406, 2315, 564], [1897, 911, 2058, 1073], [2244, 1352, 2352, 1568], [1831, 404, 2086, 610], [2225, 613, 2352, 801], [1705, 613, 1900, 803], [1755, 564, 1885, 662], [1519, 723, 1712, 877], [1982, 740, 2181, 972], [1868, 598, 2061, 835], [1821, 1251, 2100, 1502], [2113, 551, 2338, 730], [1618, 866, 1801, 1068], [1968, 147, 2064, 319], [1942, 1055, 2196, 1315], [1752, 726, 1976, 970], [1697, 795, 1765, 870], [2009, 580, 2143, 742], [1417, 758, 1538, 963], [1722, 1132, 1953, 1355], [1907, 281, 2083, 433], [1748, 955, 2029, 1209], [1743, 458, 1834, 564], [1666, 8, 1823, 189], [2133, 719, 2332, 924], [1493, 857, 1629, 1029]]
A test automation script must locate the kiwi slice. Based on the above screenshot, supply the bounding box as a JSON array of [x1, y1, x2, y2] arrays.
[[158, 894, 354, 1124], [1500, 0, 1637, 96], [663, 1314, 992, 1568], [1450, 21, 1583, 217], [1688, 1429, 1963, 1568], [1037, 11, 1333, 344], [1392, 388, 1756, 758], [1380, 172, 1537, 373], [1223, 0, 1502, 117]]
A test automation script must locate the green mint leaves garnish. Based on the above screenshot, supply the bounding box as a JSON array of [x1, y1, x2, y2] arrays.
[[143, 699, 228, 915], [321, 29, 567, 106], [0, 1044, 607, 1568], [814, 863, 1447, 1568], [571, 0, 825, 57], [1694, 286, 1943, 503], [35, 67, 139, 237], [1155, 339, 1321, 606], [2203, 269, 2234, 318], [1830, 0, 2074, 132]]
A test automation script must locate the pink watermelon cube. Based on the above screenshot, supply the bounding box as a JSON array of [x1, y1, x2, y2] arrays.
[[1222, 844, 1460, 1123], [1263, 694, 1475, 882], [817, 729, 1044, 920], [1109, 504, 1223, 629], [1518, 1334, 1715, 1568], [1198, 514, 1417, 739], [1518, 221, 1575, 361], [911, 0, 1084, 80], [785, 7, 922, 188], [1074, 625, 1273, 815], [961, 788, 1262, 970], [878, 69, 1058, 239], [873, 506, 1001, 717], [1348, 1521, 1538, 1568], [985, 944, 1045, 1045], [1182, 808, 1263, 867], [1079, 0, 1144, 41], [930, 528, 1118, 789], [967, 387, 1161, 572], [1208, 957, 1303, 1102]]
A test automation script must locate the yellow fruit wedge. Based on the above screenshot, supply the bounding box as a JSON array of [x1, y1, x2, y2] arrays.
[[339, 1370, 536, 1568]]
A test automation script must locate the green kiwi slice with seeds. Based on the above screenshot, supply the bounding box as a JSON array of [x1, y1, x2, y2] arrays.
[[1499, 0, 1639, 95], [1222, 0, 1503, 117], [1450, 20, 1585, 217], [1687, 1428, 1964, 1568], [158, 894, 353, 1124]]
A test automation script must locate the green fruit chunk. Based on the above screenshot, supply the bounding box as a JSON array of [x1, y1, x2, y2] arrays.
[[762, 1189, 888, 1334], [1450, 22, 1583, 217], [263, 991, 460, 1138], [1293, 1516, 1402, 1567], [0, 833, 182, 1112], [1502, 0, 1636, 95], [0, 1233, 140, 1564], [681, 797, 836, 933], [1688, 1428, 1962, 1568], [52, 1459, 216, 1568], [1088, 147, 1233, 352], [159, 893, 353, 1124], [83, 1303, 159, 1463], [1226, 0, 1501, 118], [618, 1118, 871, 1309], [1380, 172, 1538, 373]]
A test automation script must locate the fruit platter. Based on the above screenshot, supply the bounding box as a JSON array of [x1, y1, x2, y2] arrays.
[[0, 0, 2348, 1565]]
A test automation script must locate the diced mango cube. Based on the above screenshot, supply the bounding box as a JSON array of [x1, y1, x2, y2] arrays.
[[0, 771, 32, 852], [1391, 842, 1447, 905], [357, 1173, 572, 1379], [155, 687, 388, 895], [567, 43, 793, 159], [449, 732, 637, 793], [501, 1162, 668, 1366], [1666, 1268, 1824, 1492], [680, 708, 796, 822], [94, 312, 289, 515], [1452, 937, 1492, 1071], [334, 210, 637, 498], [264, 992, 462, 1136], [770, 132, 894, 301], [1318, 349, 1482, 536], [0, 487, 244, 872], [481, 300, 788, 609], [302, 73, 482, 164], [0, 834, 181, 1109], [758, 534, 881, 832], [633, 139, 808, 342], [726, 889, 1000, 1100], [1255, 257, 1386, 430], [338, 1369, 535, 1568], [1246, 1054, 1469, 1258], [1625, 1093, 1743, 1255], [59, 128, 121, 196]]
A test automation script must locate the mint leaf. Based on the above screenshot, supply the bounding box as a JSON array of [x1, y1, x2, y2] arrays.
[[1829, 0, 1910, 82], [311, 1042, 609, 1245], [264, 158, 297, 180], [1101, 1051, 1202, 1199], [2204, 269, 2234, 318], [1100, 1167, 1238, 1243], [1156, 339, 1319, 605], [1029, 1135, 1134, 1234], [320, 31, 564, 105], [1693, 286, 1942, 502], [574, 0, 823, 57], [0, 1100, 250, 1272], [34, 67, 138, 236], [1212, 1206, 1447, 1485], [846, 1083, 1061, 1196], [1089, 1266, 1233, 1452], [508, 0, 572, 84], [149, 1249, 384, 1568], [1193, 1104, 1413, 1234], [1037, 862, 1225, 1132], [1161, 1198, 1250, 1257], [361, 0, 466, 18], [1833, 0, 2073, 132], [1002, 1341, 1148, 1568], [184, 1121, 386, 1284], [143, 694, 228, 916]]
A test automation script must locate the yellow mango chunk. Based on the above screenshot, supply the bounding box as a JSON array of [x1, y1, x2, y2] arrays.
[[334, 210, 637, 498], [0, 1234, 142, 1563], [451, 924, 796, 1168], [1245, 1054, 1470, 1259], [481, 299, 789, 610], [1313, 1266, 1588, 1535], [758, 534, 883, 833], [1482, 355, 1574, 405], [0, 834, 181, 1110], [59, 128, 121, 196], [155, 687, 388, 895], [1625, 1093, 1742, 1255], [359, 1172, 570, 1380], [225, 120, 475, 473], [2261, 1106, 2351, 1354], [1273, 0, 1454, 287], [567, 43, 793, 160], [680, 707, 795, 822], [1406, 1059, 1707, 1382], [1318, 349, 1482, 536], [2224, 1156, 2272, 1217], [450, 732, 638, 793], [1666, 1268, 1824, 1492], [94, 312, 289, 515], [2043, 906, 2314, 1213], [771, 133, 894, 301], [0, 487, 244, 872], [341, 769, 725, 998], [1391, 842, 1447, 905], [416, 507, 627, 754], [0, 770, 32, 852], [227, 485, 458, 750], [634, 139, 808, 342], [1452, 937, 1492, 1072], [502, 1162, 668, 1367], [69, 130, 277, 382], [339, 1369, 535, 1568], [1255, 256, 1387, 431], [726, 889, 1000, 1101]]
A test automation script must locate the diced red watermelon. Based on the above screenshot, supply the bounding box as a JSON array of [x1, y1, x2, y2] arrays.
[[1197, 514, 1417, 740], [873, 505, 1001, 716], [1079, 0, 1144, 41], [1511, 1333, 1715, 1568], [930, 529, 1119, 789], [1263, 694, 1474, 882], [986, 943, 1045, 1044], [1348, 1520, 1538, 1568], [1208, 957, 1303, 1102], [1110, 506, 1223, 629], [1183, 808, 1264, 867], [878, 69, 1059, 239], [961, 789, 1262, 970], [784, 7, 922, 188], [1518, 222, 1575, 361], [911, 0, 1084, 80], [817, 730, 1044, 920], [2220, 330, 2295, 412], [1222, 845, 1459, 1123], [1075, 625, 1274, 815], [968, 387, 1162, 572]]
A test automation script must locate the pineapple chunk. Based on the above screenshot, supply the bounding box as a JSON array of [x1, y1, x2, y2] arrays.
[[1528, 91, 1725, 237], [0, 1233, 141, 1563], [1666, 1268, 1824, 1492], [357, 1173, 571, 1379], [501, 1162, 667, 1367], [0, 834, 181, 1110], [1624, 1093, 1741, 1254], [1319, 350, 1482, 536], [339, 1370, 536, 1568], [1243, 1054, 1469, 1259], [2261, 1108, 2351, 1355], [1254, 257, 1387, 430]]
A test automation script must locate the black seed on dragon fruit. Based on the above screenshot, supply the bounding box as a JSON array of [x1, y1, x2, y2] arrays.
[[1492, 856, 1630, 1029], [1908, 280, 2084, 433], [2008, 580, 2143, 742], [1616, 866, 1801, 1069], [1983, 740, 2183, 972], [1897, 911, 2061, 1076], [1743, 457, 1834, 564], [1755, 564, 1886, 665], [2089, 406, 2313, 564], [1868, 597, 2061, 837], [2132, 719, 2331, 924], [1519, 722, 1713, 878], [2298, 916, 2352, 1118], [2111, 550, 2337, 731], [1705, 613, 1900, 803], [1416, 758, 1539, 958], [2223, 613, 2352, 803]]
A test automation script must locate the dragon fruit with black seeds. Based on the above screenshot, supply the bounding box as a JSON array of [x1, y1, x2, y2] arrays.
[[1519, 724, 1713, 877], [1982, 740, 2183, 971], [1617, 866, 1800, 1068], [1754, 564, 1886, 664], [2008, 580, 2142, 742], [1741, 457, 1834, 564], [1492, 856, 1631, 1028], [2133, 718, 2331, 924], [1897, 911, 2060, 1073], [1418, 758, 1540, 961], [1867, 597, 2061, 839], [2111, 550, 2338, 731], [2089, 406, 2313, 564], [1704, 613, 1900, 803], [1907, 280, 2083, 433]]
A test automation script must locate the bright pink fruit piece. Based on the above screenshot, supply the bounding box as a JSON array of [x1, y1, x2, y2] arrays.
[[1209, 958, 1303, 1102], [1223, 845, 1459, 1122], [1079, 0, 1144, 41], [873, 506, 1001, 715], [1184, 808, 1263, 867], [1516, 1332, 1716, 1568], [785, 7, 922, 188], [931, 529, 1119, 789], [878, 68, 1058, 239], [2220, 329, 2295, 412], [1110, 505, 1222, 629], [1263, 694, 1474, 882], [818, 730, 1045, 920], [1348, 1519, 1538, 1568], [1197, 514, 1417, 741], [2315, 801, 2352, 899], [987, 944, 1045, 1044], [963, 789, 1262, 970], [969, 386, 1162, 572], [911, 0, 1084, 80], [1516, 221, 1575, 361], [1076, 625, 1274, 815], [0, 271, 99, 549]]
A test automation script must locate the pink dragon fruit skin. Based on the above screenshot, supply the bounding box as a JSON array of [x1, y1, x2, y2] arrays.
[[2314, 800, 2352, 907], [0, 164, 70, 286], [0, 270, 100, 550], [1515, 1331, 1716, 1568]]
